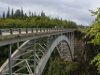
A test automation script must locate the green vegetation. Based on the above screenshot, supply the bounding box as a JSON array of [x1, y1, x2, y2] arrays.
[[41, 30, 100, 75], [84, 8, 100, 73], [0, 7, 78, 28]]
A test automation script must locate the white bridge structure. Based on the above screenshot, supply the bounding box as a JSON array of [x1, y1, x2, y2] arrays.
[[0, 28, 76, 75]]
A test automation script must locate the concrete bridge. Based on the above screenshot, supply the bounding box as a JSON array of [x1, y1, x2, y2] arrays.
[[0, 28, 76, 75]]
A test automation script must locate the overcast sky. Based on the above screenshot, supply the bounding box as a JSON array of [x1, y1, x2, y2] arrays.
[[0, 0, 100, 26]]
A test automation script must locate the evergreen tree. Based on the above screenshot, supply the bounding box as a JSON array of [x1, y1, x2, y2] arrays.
[[11, 8, 14, 19], [14, 9, 21, 18], [29, 10, 31, 18], [7, 7, 10, 18], [21, 7, 23, 19], [34, 12, 36, 16], [41, 11, 45, 17], [25, 13, 27, 19], [32, 12, 33, 17], [3, 11, 5, 19]]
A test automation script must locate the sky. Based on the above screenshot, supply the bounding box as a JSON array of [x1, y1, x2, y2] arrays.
[[0, 0, 100, 26]]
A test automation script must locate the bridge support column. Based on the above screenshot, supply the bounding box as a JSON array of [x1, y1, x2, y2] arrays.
[[8, 44, 12, 75], [34, 39, 36, 74]]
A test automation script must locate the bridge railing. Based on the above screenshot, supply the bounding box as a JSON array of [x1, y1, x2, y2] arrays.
[[0, 28, 68, 35]]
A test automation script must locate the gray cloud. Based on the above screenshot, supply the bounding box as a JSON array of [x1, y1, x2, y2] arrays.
[[0, 0, 100, 26]]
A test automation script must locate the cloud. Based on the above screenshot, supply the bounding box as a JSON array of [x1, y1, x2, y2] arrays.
[[0, 0, 100, 26]]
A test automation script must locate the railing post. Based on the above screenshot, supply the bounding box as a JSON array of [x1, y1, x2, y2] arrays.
[[26, 28, 28, 33], [19, 29, 21, 34], [40, 28, 41, 32], [0, 29, 2, 35], [44, 28, 45, 32], [47, 28, 48, 32], [36, 28, 38, 32], [10, 29, 13, 34], [48, 28, 49, 31], [31, 28, 33, 33]]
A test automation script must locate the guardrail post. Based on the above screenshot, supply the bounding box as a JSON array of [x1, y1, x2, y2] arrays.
[[47, 28, 48, 32], [40, 28, 41, 32], [31, 28, 33, 33], [26, 28, 28, 33], [10, 29, 13, 34], [19, 29, 21, 34], [44, 28, 45, 32], [0, 29, 2, 35], [36, 28, 38, 32]]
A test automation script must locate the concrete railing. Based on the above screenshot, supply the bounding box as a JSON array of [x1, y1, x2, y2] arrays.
[[0, 28, 70, 35]]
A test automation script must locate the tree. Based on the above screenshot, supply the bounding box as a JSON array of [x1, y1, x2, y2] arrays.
[[85, 8, 100, 73], [7, 7, 10, 18], [21, 7, 23, 19], [3, 11, 5, 19], [11, 8, 14, 19], [29, 10, 31, 18], [25, 13, 27, 19], [32, 12, 33, 17], [41, 11, 45, 17], [14, 9, 21, 18]]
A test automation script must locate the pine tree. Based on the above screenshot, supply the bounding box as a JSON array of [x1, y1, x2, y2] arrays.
[[32, 12, 33, 17], [21, 7, 23, 19], [11, 8, 14, 19], [25, 13, 27, 19], [34, 12, 36, 16], [7, 7, 10, 18], [3, 11, 5, 19], [41, 11, 45, 17], [29, 10, 31, 18], [14, 9, 21, 18]]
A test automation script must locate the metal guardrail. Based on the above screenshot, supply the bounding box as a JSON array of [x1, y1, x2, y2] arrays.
[[0, 28, 72, 35]]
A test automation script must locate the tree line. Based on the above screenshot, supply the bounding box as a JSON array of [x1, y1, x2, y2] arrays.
[[0, 7, 80, 28]]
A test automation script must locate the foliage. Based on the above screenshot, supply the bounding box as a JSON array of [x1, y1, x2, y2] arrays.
[[85, 8, 100, 73], [0, 8, 78, 28], [85, 8, 100, 45]]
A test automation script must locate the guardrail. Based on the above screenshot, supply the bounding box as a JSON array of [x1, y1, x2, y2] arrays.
[[0, 28, 69, 35]]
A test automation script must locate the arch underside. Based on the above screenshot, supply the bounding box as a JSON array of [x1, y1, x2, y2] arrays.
[[0, 35, 73, 75]]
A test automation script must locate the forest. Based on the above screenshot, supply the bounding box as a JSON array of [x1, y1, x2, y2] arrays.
[[0, 7, 100, 75], [0, 7, 79, 28]]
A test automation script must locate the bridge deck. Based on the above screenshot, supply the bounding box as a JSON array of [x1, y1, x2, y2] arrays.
[[0, 28, 76, 46]]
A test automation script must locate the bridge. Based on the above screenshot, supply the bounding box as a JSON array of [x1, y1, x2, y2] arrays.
[[0, 28, 76, 75]]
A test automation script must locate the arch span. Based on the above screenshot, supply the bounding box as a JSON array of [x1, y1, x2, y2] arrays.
[[35, 35, 73, 75]]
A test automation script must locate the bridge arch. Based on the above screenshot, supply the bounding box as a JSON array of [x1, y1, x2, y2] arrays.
[[0, 33, 74, 75], [35, 35, 73, 75]]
